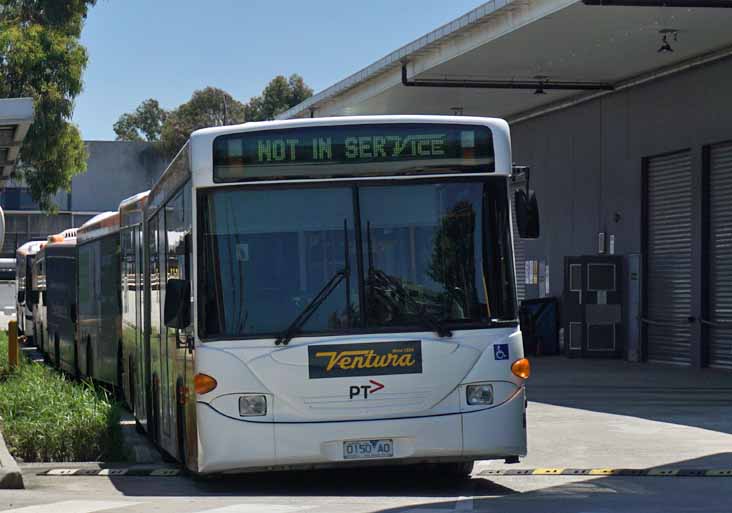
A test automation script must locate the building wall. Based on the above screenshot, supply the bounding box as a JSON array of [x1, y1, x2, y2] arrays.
[[509, 55, 732, 366], [70, 141, 166, 211], [511, 54, 732, 300], [1, 141, 167, 256]]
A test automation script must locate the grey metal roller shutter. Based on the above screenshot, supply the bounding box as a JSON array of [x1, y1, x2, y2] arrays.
[[708, 143, 732, 370], [646, 151, 693, 366]]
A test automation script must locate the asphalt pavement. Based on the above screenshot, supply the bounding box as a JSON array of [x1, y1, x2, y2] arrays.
[[0, 356, 730, 512]]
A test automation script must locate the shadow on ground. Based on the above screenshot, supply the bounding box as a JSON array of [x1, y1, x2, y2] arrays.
[[373, 453, 732, 513], [526, 356, 732, 434], [101, 465, 515, 498]]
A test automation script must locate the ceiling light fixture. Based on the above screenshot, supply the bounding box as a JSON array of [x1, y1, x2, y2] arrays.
[[534, 76, 548, 95], [658, 29, 679, 53]]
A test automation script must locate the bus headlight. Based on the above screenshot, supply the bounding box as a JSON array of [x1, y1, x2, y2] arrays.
[[239, 394, 267, 416], [466, 384, 494, 405]]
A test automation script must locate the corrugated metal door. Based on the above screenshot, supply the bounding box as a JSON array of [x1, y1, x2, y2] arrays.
[[645, 151, 693, 365], [708, 143, 732, 369]]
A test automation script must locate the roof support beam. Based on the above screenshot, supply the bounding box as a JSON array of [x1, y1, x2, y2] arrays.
[[401, 65, 615, 91], [583, 1, 732, 7]]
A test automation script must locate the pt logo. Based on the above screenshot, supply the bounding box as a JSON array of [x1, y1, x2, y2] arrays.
[[349, 380, 385, 399]]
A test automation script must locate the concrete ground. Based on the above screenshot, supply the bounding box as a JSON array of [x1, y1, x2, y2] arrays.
[[0, 356, 730, 512]]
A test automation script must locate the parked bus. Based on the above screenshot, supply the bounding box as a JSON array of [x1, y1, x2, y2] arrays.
[[119, 191, 149, 420], [0, 258, 17, 328], [31, 243, 47, 356], [76, 212, 122, 389], [122, 115, 537, 475], [40, 230, 78, 371], [16, 240, 45, 342]]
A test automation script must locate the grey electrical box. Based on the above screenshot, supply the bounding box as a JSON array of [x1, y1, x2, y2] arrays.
[[563, 255, 624, 358]]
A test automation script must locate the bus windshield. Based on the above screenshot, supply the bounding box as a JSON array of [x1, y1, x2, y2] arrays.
[[198, 179, 516, 340]]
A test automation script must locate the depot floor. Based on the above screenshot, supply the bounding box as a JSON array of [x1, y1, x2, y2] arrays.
[[2, 356, 731, 513]]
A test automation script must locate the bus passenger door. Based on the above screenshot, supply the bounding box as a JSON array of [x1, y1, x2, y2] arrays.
[[133, 225, 148, 430], [164, 184, 195, 467]]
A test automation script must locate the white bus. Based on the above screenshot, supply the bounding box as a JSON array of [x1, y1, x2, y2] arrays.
[[131, 115, 538, 476], [16, 240, 45, 343]]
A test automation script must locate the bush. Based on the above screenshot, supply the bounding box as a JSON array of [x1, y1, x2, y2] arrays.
[[0, 331, 127, 462]]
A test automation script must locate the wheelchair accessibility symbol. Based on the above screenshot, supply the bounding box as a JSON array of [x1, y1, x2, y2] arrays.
[[494, 344, 509, 361]]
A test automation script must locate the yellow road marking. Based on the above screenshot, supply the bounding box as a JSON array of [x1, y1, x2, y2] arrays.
[[532, 468, 565, 475]]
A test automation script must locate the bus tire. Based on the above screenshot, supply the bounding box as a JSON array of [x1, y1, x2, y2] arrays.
[[54, 333, 60, 369], [176, 380, 186, 467], [73, 339, 80, 378], [85, 338, 93, 379], [151, 375, 160, 444], [436, 461, 474, 479], [115, 344, 124, 404], [128, 355, 135, 415]]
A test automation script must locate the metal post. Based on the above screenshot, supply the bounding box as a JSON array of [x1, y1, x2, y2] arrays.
[[8, 320, 18, 370]]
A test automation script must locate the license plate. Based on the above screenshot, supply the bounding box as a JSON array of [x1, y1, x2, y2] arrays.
[[343, 439, 394, 460]]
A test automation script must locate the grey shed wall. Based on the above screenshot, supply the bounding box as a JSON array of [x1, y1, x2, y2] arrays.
[[511, 54, 732, 300], [71, 141, 167, 212], [509, 54, 732, 367]]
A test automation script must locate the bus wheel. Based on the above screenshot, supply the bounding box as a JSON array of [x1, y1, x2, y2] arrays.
[[115, 344, 124, 404], [435, 461, 474, 480], [73, 339, 80, 378], [176, 379, 186, 467], [54, 333, 60, 369], [151, 375, 160, 444], [128, 356, 135, 415], [85, 338, 93, 379]]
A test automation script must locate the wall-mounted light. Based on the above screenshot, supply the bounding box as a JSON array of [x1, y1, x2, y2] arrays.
[[658, 29, 679, 53], [534, 76, 549, 95]]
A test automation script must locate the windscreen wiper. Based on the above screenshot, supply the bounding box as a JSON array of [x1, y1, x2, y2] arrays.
[[275, 220, 350, 346]]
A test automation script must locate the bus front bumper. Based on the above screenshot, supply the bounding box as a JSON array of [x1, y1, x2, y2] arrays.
[[195, 387, 526, 474]]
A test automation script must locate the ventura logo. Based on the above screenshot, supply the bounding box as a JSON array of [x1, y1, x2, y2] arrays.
[[308, 341, 422, 379], [316, 349, 417, 372]]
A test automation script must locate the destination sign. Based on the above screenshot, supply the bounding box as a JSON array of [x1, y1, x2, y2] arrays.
[[213, 123, 494, 182]]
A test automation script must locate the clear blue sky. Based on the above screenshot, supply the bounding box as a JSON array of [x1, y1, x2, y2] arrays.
[[74, 0, 485, 141]]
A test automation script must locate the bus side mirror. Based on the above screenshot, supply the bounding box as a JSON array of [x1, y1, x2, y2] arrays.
[[17, 290, 24, 304], [164, 278, 190, 329], [515, 189, 540, 239]]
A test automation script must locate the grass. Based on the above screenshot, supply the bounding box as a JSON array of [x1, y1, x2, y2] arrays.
[[0, 331, 128, 462]]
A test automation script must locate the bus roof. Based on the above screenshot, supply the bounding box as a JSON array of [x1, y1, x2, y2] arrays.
[[190, 115, 509, 140], [77, 211, 120, 244], [16, 240, 46, 257], [46, 228, 77, 248], [119, 190, 150, 228], [119, 190, 150, 213], [187, 115, 512, 182]]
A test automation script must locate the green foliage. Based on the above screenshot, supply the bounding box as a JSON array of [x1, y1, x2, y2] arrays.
[[246, 74, 313, 122], [0, 0, 96, 211], [119, 74, 314, 159], [159, 87, 246, 158], [0, 332, 127, 462], [113, 98, 167, 142]]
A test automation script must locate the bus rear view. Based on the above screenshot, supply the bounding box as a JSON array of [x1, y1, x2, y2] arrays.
[[155, 116, 536, 475]]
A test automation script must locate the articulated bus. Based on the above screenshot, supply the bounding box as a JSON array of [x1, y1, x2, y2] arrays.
[[122, 115, 538, 475]]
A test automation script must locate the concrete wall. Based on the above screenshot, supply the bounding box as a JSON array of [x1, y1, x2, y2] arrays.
[[70, 141, 167, 212], [510, 54, 732, 301]]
